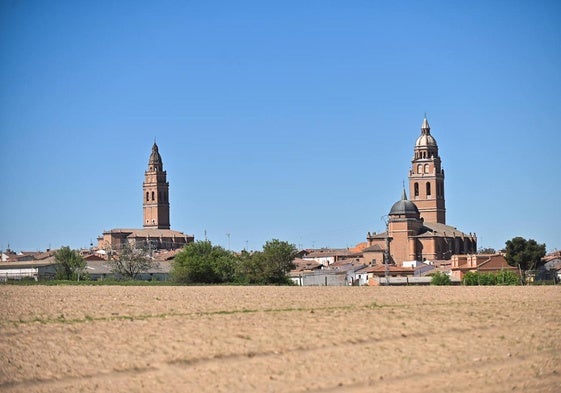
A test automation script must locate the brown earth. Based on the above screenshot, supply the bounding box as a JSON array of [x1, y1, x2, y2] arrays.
[[0, 285, 560, 392]]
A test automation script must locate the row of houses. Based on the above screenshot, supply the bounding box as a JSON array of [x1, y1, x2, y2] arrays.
[[288, 248, 561, 286], [0, 248, 180, 282], [1, 247, 560, 284]]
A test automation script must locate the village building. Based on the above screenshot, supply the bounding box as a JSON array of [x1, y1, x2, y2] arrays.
[[364, 117, 477, 267], [0, 254, 57, 281], [301, 248, 360, 267], [450, 254, 517, 281], [97, 143, 194, 251]]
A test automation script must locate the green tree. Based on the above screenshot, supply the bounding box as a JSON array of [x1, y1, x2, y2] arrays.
[[234, 249, 264, 284], [478, 247, 497, 254], [505, 237, 546, 271], [54, 246, 86, 280], [430, 271, 452, 285], [172, 241, 236, 284], [109, 242, 159, 280], [260, 239, 297, 284], [234, 240, 297, 285]]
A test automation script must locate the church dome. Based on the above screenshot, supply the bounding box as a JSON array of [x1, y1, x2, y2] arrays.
[[389, 189, 420, 217], [148, 143, 163, 170], [415, 117, 438, 148], [415, 133, 437, 148]]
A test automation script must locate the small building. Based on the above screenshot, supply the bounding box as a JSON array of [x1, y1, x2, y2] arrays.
[[450, 254, 518, 281], [0, 259, 57, 281], [302, 248, 358, 267]]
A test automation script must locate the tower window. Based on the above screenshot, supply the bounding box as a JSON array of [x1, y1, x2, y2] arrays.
[[414, 182, 419, 197], [146, 192, 149, 201], [426, 182, 431, 197], [151, 191, 155, 201], [424, 164, 429, 174], [417, 164, 422, 174]]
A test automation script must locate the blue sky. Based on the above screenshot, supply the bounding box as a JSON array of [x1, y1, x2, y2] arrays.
[[1, 1, 560, 253]]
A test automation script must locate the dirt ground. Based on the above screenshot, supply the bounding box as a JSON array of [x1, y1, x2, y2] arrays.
[[0, 285, 560, 392]]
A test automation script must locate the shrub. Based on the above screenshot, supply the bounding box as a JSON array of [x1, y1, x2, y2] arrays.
[[431, 271, 452, 285], [462, 270, 520, 286], [463, 271, 479, 286], [478, 273, 497, 285], [495, 270, 520, 285]]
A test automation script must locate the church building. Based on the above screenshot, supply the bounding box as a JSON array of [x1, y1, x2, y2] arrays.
[[363, 117, 477, 266], [97, 143, 194, 251]]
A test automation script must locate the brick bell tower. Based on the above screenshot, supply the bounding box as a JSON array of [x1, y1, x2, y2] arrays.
[[408, 116, 446, 224], [143, 142, 170, 229]]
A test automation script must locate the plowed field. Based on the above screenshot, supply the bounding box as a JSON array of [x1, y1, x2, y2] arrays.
[[1, 286, 560, 392]]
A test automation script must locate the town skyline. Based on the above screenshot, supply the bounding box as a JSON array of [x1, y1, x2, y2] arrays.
[[1, 1, 560, 253]]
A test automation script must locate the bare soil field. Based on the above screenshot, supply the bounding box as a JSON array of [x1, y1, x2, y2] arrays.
[[0, 285, 560, 392]]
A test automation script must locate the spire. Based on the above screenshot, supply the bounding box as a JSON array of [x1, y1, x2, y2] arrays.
[[401, 187, 408, 201], [421, 116, 430, 134]]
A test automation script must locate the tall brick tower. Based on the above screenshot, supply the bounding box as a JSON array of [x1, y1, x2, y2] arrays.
[[143, 143, 170, 229], [408, 117, 446, 224]]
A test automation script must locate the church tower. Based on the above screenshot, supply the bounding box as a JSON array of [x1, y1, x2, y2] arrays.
[[143, 143, 170, 229], [408, 117, 446, 224]]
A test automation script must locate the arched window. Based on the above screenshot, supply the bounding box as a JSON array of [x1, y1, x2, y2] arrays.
[[146, 192, 149, 201], [414, 182, 419, 197], [424, 164, 429, 174], [426, 182, 431, 197], [151, 191, 155, 201]]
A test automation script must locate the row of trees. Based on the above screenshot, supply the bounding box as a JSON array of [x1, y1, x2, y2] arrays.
[[54, 239, 298, 284], [54, 243, 160, 281], [172, 239, 297, 284], [53, 236, 547, 283]]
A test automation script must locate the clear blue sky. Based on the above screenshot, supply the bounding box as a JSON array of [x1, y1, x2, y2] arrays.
[[1, 1, 560, 253]]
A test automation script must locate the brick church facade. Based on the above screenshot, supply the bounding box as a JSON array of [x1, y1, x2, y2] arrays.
[[97, 143, 194, 251], [363, 118, 477, 266]]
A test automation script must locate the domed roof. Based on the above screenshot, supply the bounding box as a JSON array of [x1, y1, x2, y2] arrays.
[[389, 189, 420, 217], [415, 133, 437, 148], [415, 117, 438, 148], [148, 142, 163, 170]]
